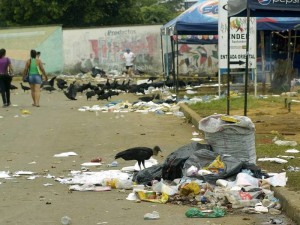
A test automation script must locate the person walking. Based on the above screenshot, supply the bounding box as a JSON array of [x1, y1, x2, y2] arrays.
[[22, 49, 48, 107], [122, 48, 135, 78], [0, 48, 14, 107]]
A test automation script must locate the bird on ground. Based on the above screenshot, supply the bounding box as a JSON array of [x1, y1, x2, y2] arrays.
[[41, 76, 56, 88], [148, 76, 158, 83], [56, 78, 68, 91], [138, 94, 159, 102], [86, 90, 95, 100], [43, 86, 56, 93], [10, 84, 18, 90], [115, 146, 162, 170], [64, 82, 77, 100], [20, 83, 30, 92]]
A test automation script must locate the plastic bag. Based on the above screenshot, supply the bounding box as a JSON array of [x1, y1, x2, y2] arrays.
[[115, 179, 133, 189], [185, 207, 226, 218], [179, 182, 200, 196], [203, 155, 225, 174]]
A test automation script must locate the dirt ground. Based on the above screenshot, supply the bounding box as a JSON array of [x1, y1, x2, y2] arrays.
[[0, 80, 297, 225]]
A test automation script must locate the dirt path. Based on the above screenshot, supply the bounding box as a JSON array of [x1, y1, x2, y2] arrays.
[[0, 81, 296, 225]]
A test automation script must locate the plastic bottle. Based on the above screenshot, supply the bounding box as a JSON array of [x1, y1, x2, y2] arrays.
[[61, 216, 71, 225]]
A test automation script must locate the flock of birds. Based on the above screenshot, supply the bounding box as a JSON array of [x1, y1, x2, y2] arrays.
[[13, 75, 205, 104]]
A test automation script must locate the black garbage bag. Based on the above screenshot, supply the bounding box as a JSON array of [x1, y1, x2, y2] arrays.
[[161, 142, 212, 181], [183, 149, 243, 184], [132, 164, 163, 185]]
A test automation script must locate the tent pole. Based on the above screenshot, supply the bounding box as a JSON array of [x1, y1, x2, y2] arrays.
[[165, 35, 169, 80], [176, 36, 179, 98], [171, 36, 176, 86], [244, 1, 250, 116], [227, 16, 231, 115], [160, 34, 165, 81]]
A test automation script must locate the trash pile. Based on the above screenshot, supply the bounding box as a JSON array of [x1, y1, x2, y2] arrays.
[[77, 100, 185, 116], [52, 114, 294, 218], [1, 113, 297, 221]]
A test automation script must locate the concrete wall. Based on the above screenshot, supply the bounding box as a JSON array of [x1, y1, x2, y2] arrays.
[[0, 26, 63, 74], [63, 25, 163, 74]]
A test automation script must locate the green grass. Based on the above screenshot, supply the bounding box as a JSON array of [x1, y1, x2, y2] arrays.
[[188, 95, 285, 117], [189, 95, 300, 191], [256, 134, 300, 191]]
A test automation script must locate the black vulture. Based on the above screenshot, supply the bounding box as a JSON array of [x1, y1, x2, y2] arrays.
[[115, 146, 162, 170], [10, 84, 18, 90], [86, 90, 95, 100], [43, 86, 56, 93], [20, 83, 30, 92], [148, 76, 158, 82], [64, 83, 77, 100], [138, 94, 159, 102]]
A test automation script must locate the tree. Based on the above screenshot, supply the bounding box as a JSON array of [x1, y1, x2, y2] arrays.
[[0, 0, 144, 27]]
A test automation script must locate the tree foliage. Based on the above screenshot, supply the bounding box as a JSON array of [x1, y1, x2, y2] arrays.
[[0, 0, 183, 27]]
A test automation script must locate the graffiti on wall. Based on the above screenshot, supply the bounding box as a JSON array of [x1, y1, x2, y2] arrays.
[[63, 26, 162, 73], [177, 44, 218, 75]]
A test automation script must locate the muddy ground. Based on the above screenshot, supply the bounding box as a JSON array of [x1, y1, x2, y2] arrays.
[[0, 80, 297, 225]]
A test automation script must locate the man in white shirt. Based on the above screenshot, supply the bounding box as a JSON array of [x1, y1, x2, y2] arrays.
[[122, 48, 135, 78]]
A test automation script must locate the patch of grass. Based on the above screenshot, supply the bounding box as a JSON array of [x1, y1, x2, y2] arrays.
[[256, 134, 300, 191], [188, 95, 286, 117]]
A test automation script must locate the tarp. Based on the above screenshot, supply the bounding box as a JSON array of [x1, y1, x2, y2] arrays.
[[228, 0, 300, 17], [162, 0, 300, 36]]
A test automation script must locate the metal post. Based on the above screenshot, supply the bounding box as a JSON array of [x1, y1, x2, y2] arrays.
[[227, 16, 231, 115], [244, 2, 250, 116]]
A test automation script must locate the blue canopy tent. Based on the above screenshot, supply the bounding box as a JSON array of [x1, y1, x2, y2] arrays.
[[161, 0, 300, 101], [161, 0, 300, 35]]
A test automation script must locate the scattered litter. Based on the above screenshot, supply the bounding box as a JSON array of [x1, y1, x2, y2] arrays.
[[258, 158, 288, 164], [265, 172, 287, 187], [107, 161, 118, 167], [273, 139, 297, 147], [53, 152, 78, 157], [263, 218, 283, 224], [14, 171, 35, 175], [185, 207, 226, 218], [190, 138, 203, 142], [91, 157, 102, 163], [277, 155, 295, 159], [285, 149, 299, 153], [0, 116, 3, 119], [0, 171, 10, 178], [28, 161, 36, 164], [287, 166, 300, 172], [20, 109, 31, 114], [192, 131, 199, 136], [61, 216, 71, 225], [44, 174, 55, 178], [254, 203, 268, 213], [126, 192, 138, 201], [27, 176, 38, 180], [69, 184, 111, 192], [81, 162, 102, 167], [43, 183, 53, 186], [144, 211, 160, 220]]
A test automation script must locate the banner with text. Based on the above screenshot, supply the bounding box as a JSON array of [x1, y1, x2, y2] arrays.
[[218, 0, 257, 69]]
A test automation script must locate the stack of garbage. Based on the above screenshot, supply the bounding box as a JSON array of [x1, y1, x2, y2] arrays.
[[55, 114, 288, 218]]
